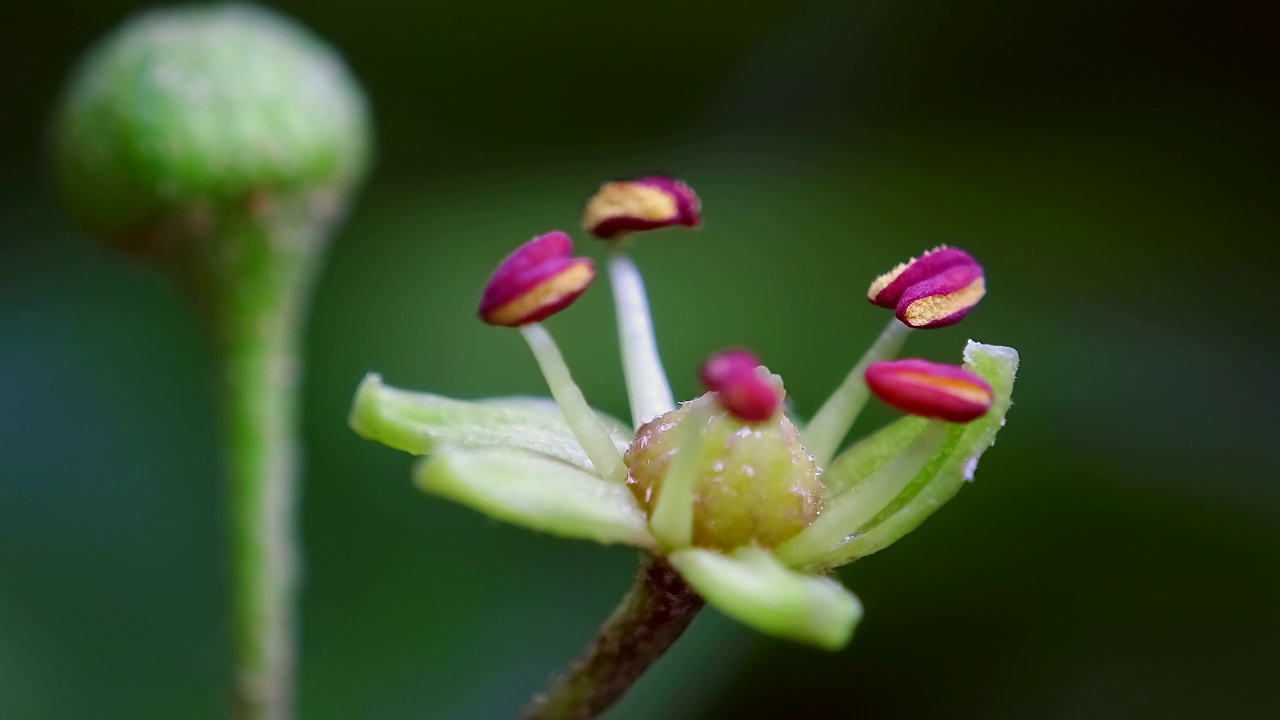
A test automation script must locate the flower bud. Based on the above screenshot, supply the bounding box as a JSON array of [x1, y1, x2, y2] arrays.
[[582, 176, 700, 239], [864, 359, 993, 422], [478, 232, 596, 327], [867, 246, 985, 328], [53, 3, 371, 243], [699, 349, 781, 423]]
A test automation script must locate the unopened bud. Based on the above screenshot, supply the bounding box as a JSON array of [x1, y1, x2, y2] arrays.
[[867, 246, 985, 328], [53, 3, 371, 244], [864, 358, 993, 422], [478, 232, 595, 327], [582, 176, 700, 240]]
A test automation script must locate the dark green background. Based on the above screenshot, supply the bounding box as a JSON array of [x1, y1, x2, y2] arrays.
[[2, 1, 1277, 718]]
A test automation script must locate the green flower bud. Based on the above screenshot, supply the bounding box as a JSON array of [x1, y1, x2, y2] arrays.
[[52, 8, 373, 716], [625, 394, 823, 551], [52, 2, 371, 243]]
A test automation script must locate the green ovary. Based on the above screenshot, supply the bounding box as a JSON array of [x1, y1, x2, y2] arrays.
[[625, 395, 824, 551]]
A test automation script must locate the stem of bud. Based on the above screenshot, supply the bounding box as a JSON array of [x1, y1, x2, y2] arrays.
[[203, 193, 335, 720]]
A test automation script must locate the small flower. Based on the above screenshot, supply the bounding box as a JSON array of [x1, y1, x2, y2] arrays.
[[865, 359, 993, 422], [582, 176, 701, 239], [351, 182, 1021, 651], [699, 349, 782, 423], [477, 231, 596, 327], [867, 245, 986, 328]]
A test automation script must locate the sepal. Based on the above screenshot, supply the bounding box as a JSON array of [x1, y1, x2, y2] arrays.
[[415, 444, 655, 547], [349, 373, 628, 473], [668, 546, 862, 651]]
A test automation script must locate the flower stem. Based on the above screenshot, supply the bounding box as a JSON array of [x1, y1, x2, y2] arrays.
[[524, 555, 705, 720], [193, 192, 338, 720], [607, 252, 675, 429], [802, 320, 912, 467], [220, 299, 301, 720]]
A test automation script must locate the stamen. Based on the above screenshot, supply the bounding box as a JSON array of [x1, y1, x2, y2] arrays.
[[865, 358, 993, 422], [647, 402, 711, 549], [583, 176, 701, 240], [775, 421, 949, 567], [867, 246, 986, 329], [519, 323, 627, 483], [608, 252, 676, 428], [801, 320, 913, 468], [478, 231, 595, 327]]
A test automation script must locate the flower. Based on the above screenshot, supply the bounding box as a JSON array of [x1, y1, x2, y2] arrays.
[[350, 180, 1020, 651]]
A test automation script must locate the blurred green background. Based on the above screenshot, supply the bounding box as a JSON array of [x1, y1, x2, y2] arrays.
[[3, 1, 1278, 718]]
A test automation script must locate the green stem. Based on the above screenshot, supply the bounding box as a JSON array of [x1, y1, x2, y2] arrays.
[[192, 191, 337, 720], [523, 555, 705, 720], [221, 297, 301, 720], [801, 320, 912, 467]]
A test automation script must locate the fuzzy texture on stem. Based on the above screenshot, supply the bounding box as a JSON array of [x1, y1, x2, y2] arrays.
[[524, 555, 704, 720], [114, 189, 343, 719], [155, 190, 339, 719], [211, 194, 336, 720]]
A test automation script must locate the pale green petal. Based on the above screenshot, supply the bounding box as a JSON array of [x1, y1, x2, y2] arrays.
[[349, 373, 629, 473], [668, 547, 862, 651], [798, 341, 1019, 570], [415, 444, 654, 548]]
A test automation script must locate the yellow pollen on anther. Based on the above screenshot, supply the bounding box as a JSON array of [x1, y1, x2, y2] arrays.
[[893, 371, 992, 404], [487, 262, 595, 326], [867, 260, 910, 301], [901, 277, 985, 327], [866, 246, 948, 301], [583, 183, 678, 232]]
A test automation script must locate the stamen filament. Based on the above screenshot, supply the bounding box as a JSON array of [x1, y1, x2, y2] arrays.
[[520, 323, 627, 483], [608, 252, 676, 429], [776, 421, 948, 567], [801, 320, 912, 467], [647, 402, 710, 548]]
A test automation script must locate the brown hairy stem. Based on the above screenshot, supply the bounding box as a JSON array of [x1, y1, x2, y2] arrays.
[[523, 554, 704, 720]]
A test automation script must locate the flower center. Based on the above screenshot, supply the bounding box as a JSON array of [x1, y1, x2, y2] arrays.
[[625, 394, 824, 551]]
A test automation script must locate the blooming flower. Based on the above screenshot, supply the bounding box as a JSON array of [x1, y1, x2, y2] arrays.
[[349, 177, 1019, 650]]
